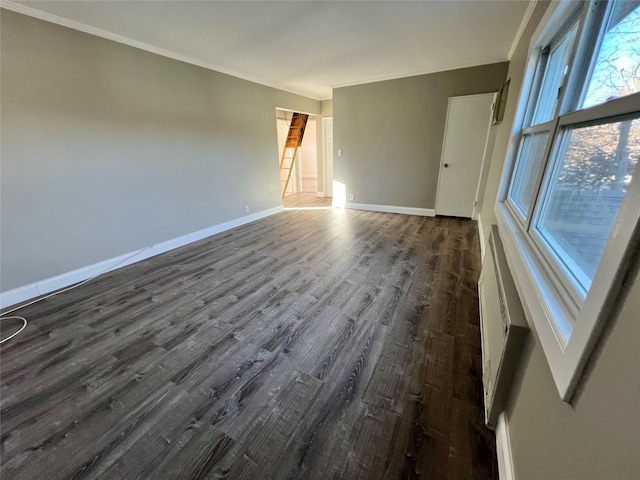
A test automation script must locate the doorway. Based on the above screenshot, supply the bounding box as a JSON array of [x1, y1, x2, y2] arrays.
[[275, 109, 332, 209]]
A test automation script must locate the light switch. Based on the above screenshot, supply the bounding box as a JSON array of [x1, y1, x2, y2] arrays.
[[337, 148, 343, 157]]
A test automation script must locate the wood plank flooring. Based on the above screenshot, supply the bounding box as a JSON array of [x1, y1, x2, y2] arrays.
[[283, 192, 332, 209], [0, 209, 496, 479]]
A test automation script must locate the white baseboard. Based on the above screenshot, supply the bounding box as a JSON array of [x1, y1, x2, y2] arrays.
[[496, 413, 515, 480], [344, 202, 435, 217], [478, 213, 486, 262], [0, 206, 283, 310], [316, 191, 326, 198]]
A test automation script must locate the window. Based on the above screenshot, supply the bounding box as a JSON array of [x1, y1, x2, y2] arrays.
[[509, 131, 549, 217], [581, 1, 640, 108], [534, 119, 639, 292], [497, 0, 640, 400], [508, 19, 579, 221]]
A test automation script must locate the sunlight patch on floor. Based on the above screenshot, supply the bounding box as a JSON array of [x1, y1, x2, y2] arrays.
[[283, 206, 334, 211]]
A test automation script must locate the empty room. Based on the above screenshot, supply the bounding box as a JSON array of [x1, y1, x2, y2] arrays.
[[1, 1, 639, 479]]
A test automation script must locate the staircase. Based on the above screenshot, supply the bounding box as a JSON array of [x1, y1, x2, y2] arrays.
[[279, 112, 309, 198]]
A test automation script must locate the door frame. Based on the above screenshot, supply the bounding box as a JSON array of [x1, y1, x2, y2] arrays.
[[322, 116, 334, 198], [471, 100, 498, 220], [275, 108, 321, 198]]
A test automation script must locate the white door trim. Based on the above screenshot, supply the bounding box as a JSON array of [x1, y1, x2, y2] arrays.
[[472, 94, 498, 220], [496, 413, 516, 480], [322, 116, 334, 198]]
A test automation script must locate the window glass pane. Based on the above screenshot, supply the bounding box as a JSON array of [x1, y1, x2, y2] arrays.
[[509, 132, 550, 217], [582, 1, 640, 108], [531, 23, 579, 125], [535, 118, 640, 290]]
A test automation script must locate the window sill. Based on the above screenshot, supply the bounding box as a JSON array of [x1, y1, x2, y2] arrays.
[[495, 202, 576, 398], [494, 190, 640, 402]]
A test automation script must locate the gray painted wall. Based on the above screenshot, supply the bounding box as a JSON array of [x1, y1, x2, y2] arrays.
[[506, 268, 640, 478], [320, 100, 333, 117], [0, 10, 319, 291], [332, 63, 507, 209], [478, 2, 640, 477]]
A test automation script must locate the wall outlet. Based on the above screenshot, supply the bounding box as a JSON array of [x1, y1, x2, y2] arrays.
[[349, 193, 355, 201], [244, 205, 250, 213]]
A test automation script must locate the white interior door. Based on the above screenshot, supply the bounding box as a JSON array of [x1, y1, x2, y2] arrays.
[[435, 93, 494, 218]]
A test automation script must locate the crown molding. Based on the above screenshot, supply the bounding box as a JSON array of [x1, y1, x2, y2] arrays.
[[0, 1, 325, 101], [508, 0, 538, 59], [330, 57, 509, 90]]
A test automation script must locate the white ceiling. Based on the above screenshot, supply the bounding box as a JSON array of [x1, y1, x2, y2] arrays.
[[3, 0, 533, 100]]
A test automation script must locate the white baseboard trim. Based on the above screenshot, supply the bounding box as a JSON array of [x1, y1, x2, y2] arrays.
[[478, 213, 486, 262], [316, 191, 326, 198], [496, 413, 515, 480], [0, 206, 283, 310], [344, 202, 435, 217]]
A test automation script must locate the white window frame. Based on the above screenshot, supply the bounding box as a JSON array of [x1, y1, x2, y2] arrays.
[[495, 0, 640, 401]]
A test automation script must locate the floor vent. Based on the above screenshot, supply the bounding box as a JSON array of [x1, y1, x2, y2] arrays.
[[478, 225, 529, 429]]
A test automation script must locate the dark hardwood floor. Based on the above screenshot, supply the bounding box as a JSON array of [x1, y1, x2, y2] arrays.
[[0, 209, 496, 479], [283, 192, 332, 209]]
